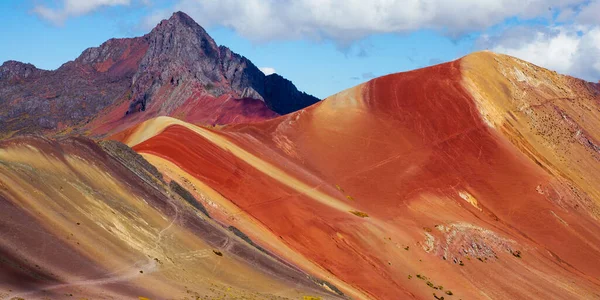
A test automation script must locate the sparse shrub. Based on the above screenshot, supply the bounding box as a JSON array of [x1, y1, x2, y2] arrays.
[[433, 293, 445, 300], [228, 226, 268, 254], [350, 210, 368, 218], [169, 180, 210, 218]]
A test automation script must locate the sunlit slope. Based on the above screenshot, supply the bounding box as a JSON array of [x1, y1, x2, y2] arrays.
[[462, 51, 600, 216], [124, 53, 600, 299], [0, 136, 338, 300]]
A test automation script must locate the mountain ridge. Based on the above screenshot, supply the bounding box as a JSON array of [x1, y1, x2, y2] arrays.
[[2, 49, 600, 299], [118, 51, 600, 299]]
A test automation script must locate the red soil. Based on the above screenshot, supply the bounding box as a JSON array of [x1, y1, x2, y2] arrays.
[[133, 60, 600, 299], [89, 84, 277, 137], [173, 95, 279, 125]]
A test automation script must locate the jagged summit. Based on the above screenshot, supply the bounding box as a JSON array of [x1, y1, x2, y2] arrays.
[[149, 11, 219, 53], [0, 11, 318, 138], [0, 60, 46, 80], [168, 11, 202, 26], [127, 11, 319, 115]]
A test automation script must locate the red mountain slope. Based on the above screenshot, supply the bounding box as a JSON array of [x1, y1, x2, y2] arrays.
[[124, 52, 600, 299]]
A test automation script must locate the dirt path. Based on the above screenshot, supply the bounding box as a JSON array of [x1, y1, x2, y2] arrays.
[[7, 158, 182, 300]]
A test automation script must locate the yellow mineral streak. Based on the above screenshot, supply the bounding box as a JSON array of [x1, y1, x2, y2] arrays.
[[142, 153, 372, 300], [462, 51, 600, 214], [126, 116, 360, 215]]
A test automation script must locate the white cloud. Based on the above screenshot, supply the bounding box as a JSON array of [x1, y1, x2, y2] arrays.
[[33, 0, 132, 25], [143, 0, 586, 44], [483, 25, 600, 82], [576, 0, 600, 25], [259, 67, 276, 75]]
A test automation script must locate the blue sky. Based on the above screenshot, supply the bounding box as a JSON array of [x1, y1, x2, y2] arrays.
[[2, 1, 600, 99]]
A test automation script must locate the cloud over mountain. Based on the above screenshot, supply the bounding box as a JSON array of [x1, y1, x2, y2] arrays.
[[33, 0, 132, 25], [143, 0, 585, 44]]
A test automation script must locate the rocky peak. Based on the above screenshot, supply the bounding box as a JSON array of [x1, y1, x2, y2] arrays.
[[0, 61, 45, 81], [165, 11, 207, 33], [127, 12, 225, 113], [74, 37, 147, 71], [126, 11, 320, 115], [144, 11, 220, 63], [264, 74, 319, 114], [0, 10, 321, 138]]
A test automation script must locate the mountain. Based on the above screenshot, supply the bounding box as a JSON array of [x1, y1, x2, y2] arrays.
[[0, 11, 319, 139], [3, 49, 600, 298], [115, 51, 600, 299]]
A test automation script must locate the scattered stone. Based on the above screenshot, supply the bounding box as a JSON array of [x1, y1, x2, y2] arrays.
[[350, 211, 369, 218]]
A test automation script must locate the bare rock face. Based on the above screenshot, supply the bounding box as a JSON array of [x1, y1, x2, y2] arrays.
[[73, 37, 149, 77], [0, 37, 146, 137], [126, 12, 319, 116], [264, 73, 319, 114], [218, 45, 320, 114], [0, 61, 46, 81], [0, 11, 319, 138], [128, 12, 224, 114], [219, 45, 265, 100]]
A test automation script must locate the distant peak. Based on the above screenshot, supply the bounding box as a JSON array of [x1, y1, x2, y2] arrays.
[[0, 60, 43, 80], [150, 11, 213, 41], [1, 60, 36, 69], [154, 11, 202, 31], [170, 11, 193, 22]]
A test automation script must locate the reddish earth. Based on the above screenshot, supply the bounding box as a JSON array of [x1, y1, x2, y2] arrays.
[[3, 51, 600, 299], [89, 85, 279, 137], [129, 52, 600, 299]]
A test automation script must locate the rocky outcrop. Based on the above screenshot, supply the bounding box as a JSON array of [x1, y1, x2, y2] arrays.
[[0, 61, 47, 81], [264, 73, 319, 114], [218, 46, 320, 114], [73, 37, 149, 77], [219, 45, 265, 100], [0, 44, 139, 136]]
